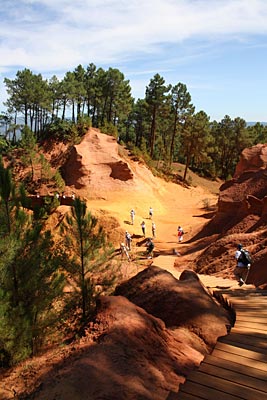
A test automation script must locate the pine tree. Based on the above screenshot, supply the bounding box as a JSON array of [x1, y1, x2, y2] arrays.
[[0, 157, 65, 365], [61, 197, 115, 320]]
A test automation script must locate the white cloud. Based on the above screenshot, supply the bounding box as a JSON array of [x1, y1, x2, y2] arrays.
[[1, 0, 267, 120], [1, 0, 267, 73]]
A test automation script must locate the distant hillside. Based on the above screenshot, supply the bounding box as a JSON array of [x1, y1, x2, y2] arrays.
[[246, 121, 267, 126]]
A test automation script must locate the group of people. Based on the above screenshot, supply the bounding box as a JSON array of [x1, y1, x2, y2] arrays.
[[121, 207, 157, 260], [130, 207, 156, 238], [125, 210, 252, 286], [122, 207, 186, 261]]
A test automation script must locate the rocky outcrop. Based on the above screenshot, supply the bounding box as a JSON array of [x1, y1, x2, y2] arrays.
[[62, 129, 134, 192], [27, 266, 231, 400], [234, 143, 267, 177], [192, 143, 267, 287], [60, 128, 163, 201], [115, 265, 231, 348], [217, 144, 267, 220]]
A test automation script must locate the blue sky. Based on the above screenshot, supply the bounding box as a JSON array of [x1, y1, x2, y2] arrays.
[[1, 0, 267, 122]]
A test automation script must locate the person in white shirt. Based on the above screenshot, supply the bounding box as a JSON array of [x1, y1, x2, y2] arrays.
[[130, 209, 135, 225]]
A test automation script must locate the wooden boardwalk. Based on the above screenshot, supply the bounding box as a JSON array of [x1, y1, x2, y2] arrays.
[[175, 275, 267, 400]]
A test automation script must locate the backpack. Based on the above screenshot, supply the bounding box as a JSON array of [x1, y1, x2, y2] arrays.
[[239, 249, 252, 266], [148, 242, 154, 251]]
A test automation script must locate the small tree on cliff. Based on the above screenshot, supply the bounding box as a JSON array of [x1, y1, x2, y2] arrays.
[[0, 157, 65, 365], [61, 197, 115, 320]]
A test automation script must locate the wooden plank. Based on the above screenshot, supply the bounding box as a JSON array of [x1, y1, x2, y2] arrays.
[[211, 349, 267, 371], [219, 335, 267, 352], [233, 300, 267, 304], [198, 362, 267, 392], [187, 371, 267, 400], [236, 313, 267, 321], [231, 297, 267, 302], [235, 320, 267, 330], [173, 391, 201, 400], [216, 338, 267, 357], [236, 307, 267, 321], [233, 305, 267, 309], [204, 354, 267, 379], [231, 326, 267, 337], [175, 283, 267, 400], [178, 381, 242, 400], [234, 308, 267, 314], [233, 303, 267, 308]]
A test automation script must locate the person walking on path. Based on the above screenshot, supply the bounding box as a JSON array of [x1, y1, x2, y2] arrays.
[[146, 238, 154, 259], [125, 231, 132, 251], [234, 243, 251, 286], [177, 226, 184, 242], [141, 221, 146, 237], [152, 221, 156, 238], [130, 209, 135, 225], [149, 207, 153, 219], [120, 243, 130, 261]]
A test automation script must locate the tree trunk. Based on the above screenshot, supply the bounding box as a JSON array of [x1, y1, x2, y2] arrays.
[[169, 112, 178, 165], [183, 156, 190, 181], [150, 107, 156, 157]]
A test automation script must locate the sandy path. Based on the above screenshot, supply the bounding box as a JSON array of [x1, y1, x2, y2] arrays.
[[88, 178, 216, 245]]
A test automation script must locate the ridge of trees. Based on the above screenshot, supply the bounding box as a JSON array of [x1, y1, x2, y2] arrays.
[[1, 63, 267, 180]]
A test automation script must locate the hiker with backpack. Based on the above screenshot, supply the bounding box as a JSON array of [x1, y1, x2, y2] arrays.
[[146, 238, 154, 259], [234, 243, 252, 286]]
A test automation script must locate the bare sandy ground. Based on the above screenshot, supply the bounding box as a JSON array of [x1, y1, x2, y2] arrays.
[[66, 129, 220, 271]]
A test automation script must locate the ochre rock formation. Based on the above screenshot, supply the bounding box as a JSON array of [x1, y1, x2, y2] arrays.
[[115, 266, 231, 348], [61, 128, 165, 204], [192, 143, 267, 287], [218, 144, 267, 220], [28, 266, 231, 400], [234, 143, 267, 177], [62, 129, 133, 194]]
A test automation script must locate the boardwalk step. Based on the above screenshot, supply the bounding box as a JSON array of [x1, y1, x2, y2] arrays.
[[204, 354, 267, 380], [176, 275, 267, 400], [185, 370, 267, 400]]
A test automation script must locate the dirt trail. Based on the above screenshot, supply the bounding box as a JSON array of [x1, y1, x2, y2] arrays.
[[62, 129, 220, 273]]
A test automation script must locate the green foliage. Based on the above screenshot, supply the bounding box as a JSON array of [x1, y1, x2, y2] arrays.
[[20, 126, 38, 181], [127, 140, 151, 164], [44, 118, 75, 140], [0, 159, 65, 366], [99, 119, 118, 138], [145, 74, 171, 157], [4, 65, 267, 181], [0, 228, 65, 365], [210, 116, 250, 179], [180, 111, 212, 181], [33, 195, 60, 220], [61, 197, 115, 320], [53, 170, 65, 192], [0, 136, 9, 153], [77, 115, 92, 135], [39, 153, 53, 182]]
